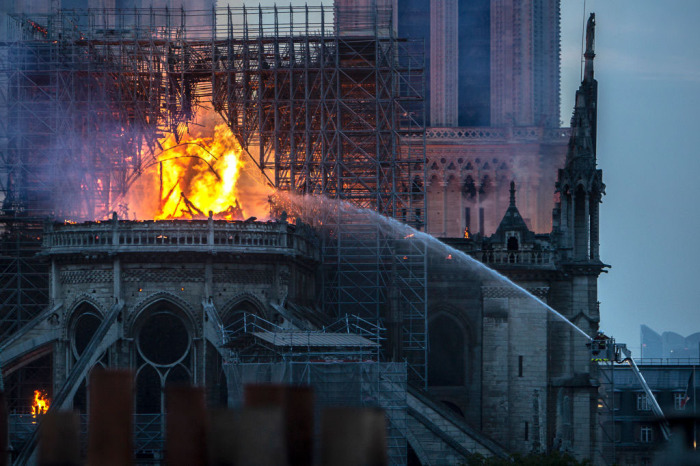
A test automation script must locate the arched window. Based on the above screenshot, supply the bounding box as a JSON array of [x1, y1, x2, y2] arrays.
[[428, 314, 466, 387], [71, 303, 102, 359], [462, 175, 476, 198], [574, 185, 589, 258], [224, 299, 265, 335], [134, 303, 193, 414], [69, 303, 108, 410]]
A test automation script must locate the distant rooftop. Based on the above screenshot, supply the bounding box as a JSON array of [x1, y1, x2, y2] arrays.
[[640, 324, 700, 359]]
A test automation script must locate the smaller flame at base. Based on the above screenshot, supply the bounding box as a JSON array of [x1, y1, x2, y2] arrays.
[[31, 389, 50, 417]]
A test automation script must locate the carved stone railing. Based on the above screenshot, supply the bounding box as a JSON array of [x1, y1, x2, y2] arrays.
[[42, 215, 320, 261], [423, 126, 571, 143], [474, 250, 554, 267]]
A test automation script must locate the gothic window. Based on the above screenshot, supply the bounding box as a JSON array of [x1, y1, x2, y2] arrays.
[[428, 314, 466, 387], [136, 365, 161, 414], [479, 175, 491, 197], [224, 299, 265, 336], [71, 304, 102, 358], [574, 185, 589, 257], [465, 162, 473, 170], [206, 341, 228, 407], [134, 304, 193, 414], [411, 175, 423, 195], [70, 303, 108, 410], [462, 176, 476, 198]]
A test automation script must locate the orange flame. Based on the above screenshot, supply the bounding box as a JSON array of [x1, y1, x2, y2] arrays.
[[156, 124, 244, 220], [123, 113, 273, 221], [463, 227, 470, 239], [31, 390, 50, 417]]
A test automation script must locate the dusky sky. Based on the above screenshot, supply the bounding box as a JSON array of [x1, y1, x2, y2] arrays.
[[561, 1, 700, 354]]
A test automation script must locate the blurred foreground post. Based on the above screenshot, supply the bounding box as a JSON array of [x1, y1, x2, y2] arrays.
[[0, 391, 7, 466], [165, 386, 207, 466], [209, 407, 287, 465], [38, 411, 80, 466], [87, 370, 133, 466], [244, 384, 314, 466], [321, 407, 387, 466]]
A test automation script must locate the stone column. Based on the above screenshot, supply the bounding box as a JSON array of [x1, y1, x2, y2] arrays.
[[50, 259, 61, 306], [481, 290, 510, 441]]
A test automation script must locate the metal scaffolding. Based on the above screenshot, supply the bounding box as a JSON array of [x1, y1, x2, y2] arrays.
[[0, 5, 427, 382], [222, 310, 408, 464]]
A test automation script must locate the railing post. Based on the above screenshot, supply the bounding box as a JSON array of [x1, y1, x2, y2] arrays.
[[111, 211, 119, 247], [207, 211, 214, 246]]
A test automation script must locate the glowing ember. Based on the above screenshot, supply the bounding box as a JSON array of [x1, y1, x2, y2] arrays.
[[31, 390, 50, 417]]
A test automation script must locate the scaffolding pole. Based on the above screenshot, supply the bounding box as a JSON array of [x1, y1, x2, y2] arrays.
[[0, 5, 427, 385]]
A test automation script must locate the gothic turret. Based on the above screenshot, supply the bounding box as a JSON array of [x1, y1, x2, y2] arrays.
[[494, 181, 534, 250], [554, 13, 605, 263]]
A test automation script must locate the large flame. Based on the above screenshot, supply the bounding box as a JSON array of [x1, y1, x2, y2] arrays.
[[155, 123, 244, 220], [32, 389, 50, 417], [123, 113, 272, 221]]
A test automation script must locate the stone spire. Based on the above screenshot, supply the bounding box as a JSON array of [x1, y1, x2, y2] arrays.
[[584, 13, 595, 84], [554, 12, 605, 263], [565, 13, 598, 167], [495, 181, 531, 240]]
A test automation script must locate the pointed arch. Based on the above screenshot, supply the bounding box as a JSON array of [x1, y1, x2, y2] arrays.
[[128, 291, 198, 339], [220, 292, 269, 323], [427, 307, 473, 387]]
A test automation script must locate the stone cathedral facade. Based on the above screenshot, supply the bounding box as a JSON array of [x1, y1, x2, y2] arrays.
[[422, 13, 606, 461], [0, 3, 610, 464]]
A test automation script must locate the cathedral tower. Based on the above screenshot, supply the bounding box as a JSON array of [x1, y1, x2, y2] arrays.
[[549, 14, 607, 460]]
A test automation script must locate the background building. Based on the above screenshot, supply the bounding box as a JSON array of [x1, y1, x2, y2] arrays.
[[393, 0, 567, 236], [640, 325, 700, 360], [605, 361, 699, 465]]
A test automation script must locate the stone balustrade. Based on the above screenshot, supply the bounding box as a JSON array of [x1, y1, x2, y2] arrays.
[[42, 215, 320, 260], [423, 126, 571, 143], [475, 249, 553, 266]]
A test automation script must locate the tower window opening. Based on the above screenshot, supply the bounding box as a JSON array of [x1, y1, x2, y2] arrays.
[[507, 236, 519, 251], [518, 355, 524, 377]]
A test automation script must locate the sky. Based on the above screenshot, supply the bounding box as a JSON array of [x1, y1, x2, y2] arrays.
[[561, 1, 700, 354]]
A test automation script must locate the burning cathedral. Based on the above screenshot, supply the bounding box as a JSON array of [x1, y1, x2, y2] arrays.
[[0, 2, 608, 465]]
